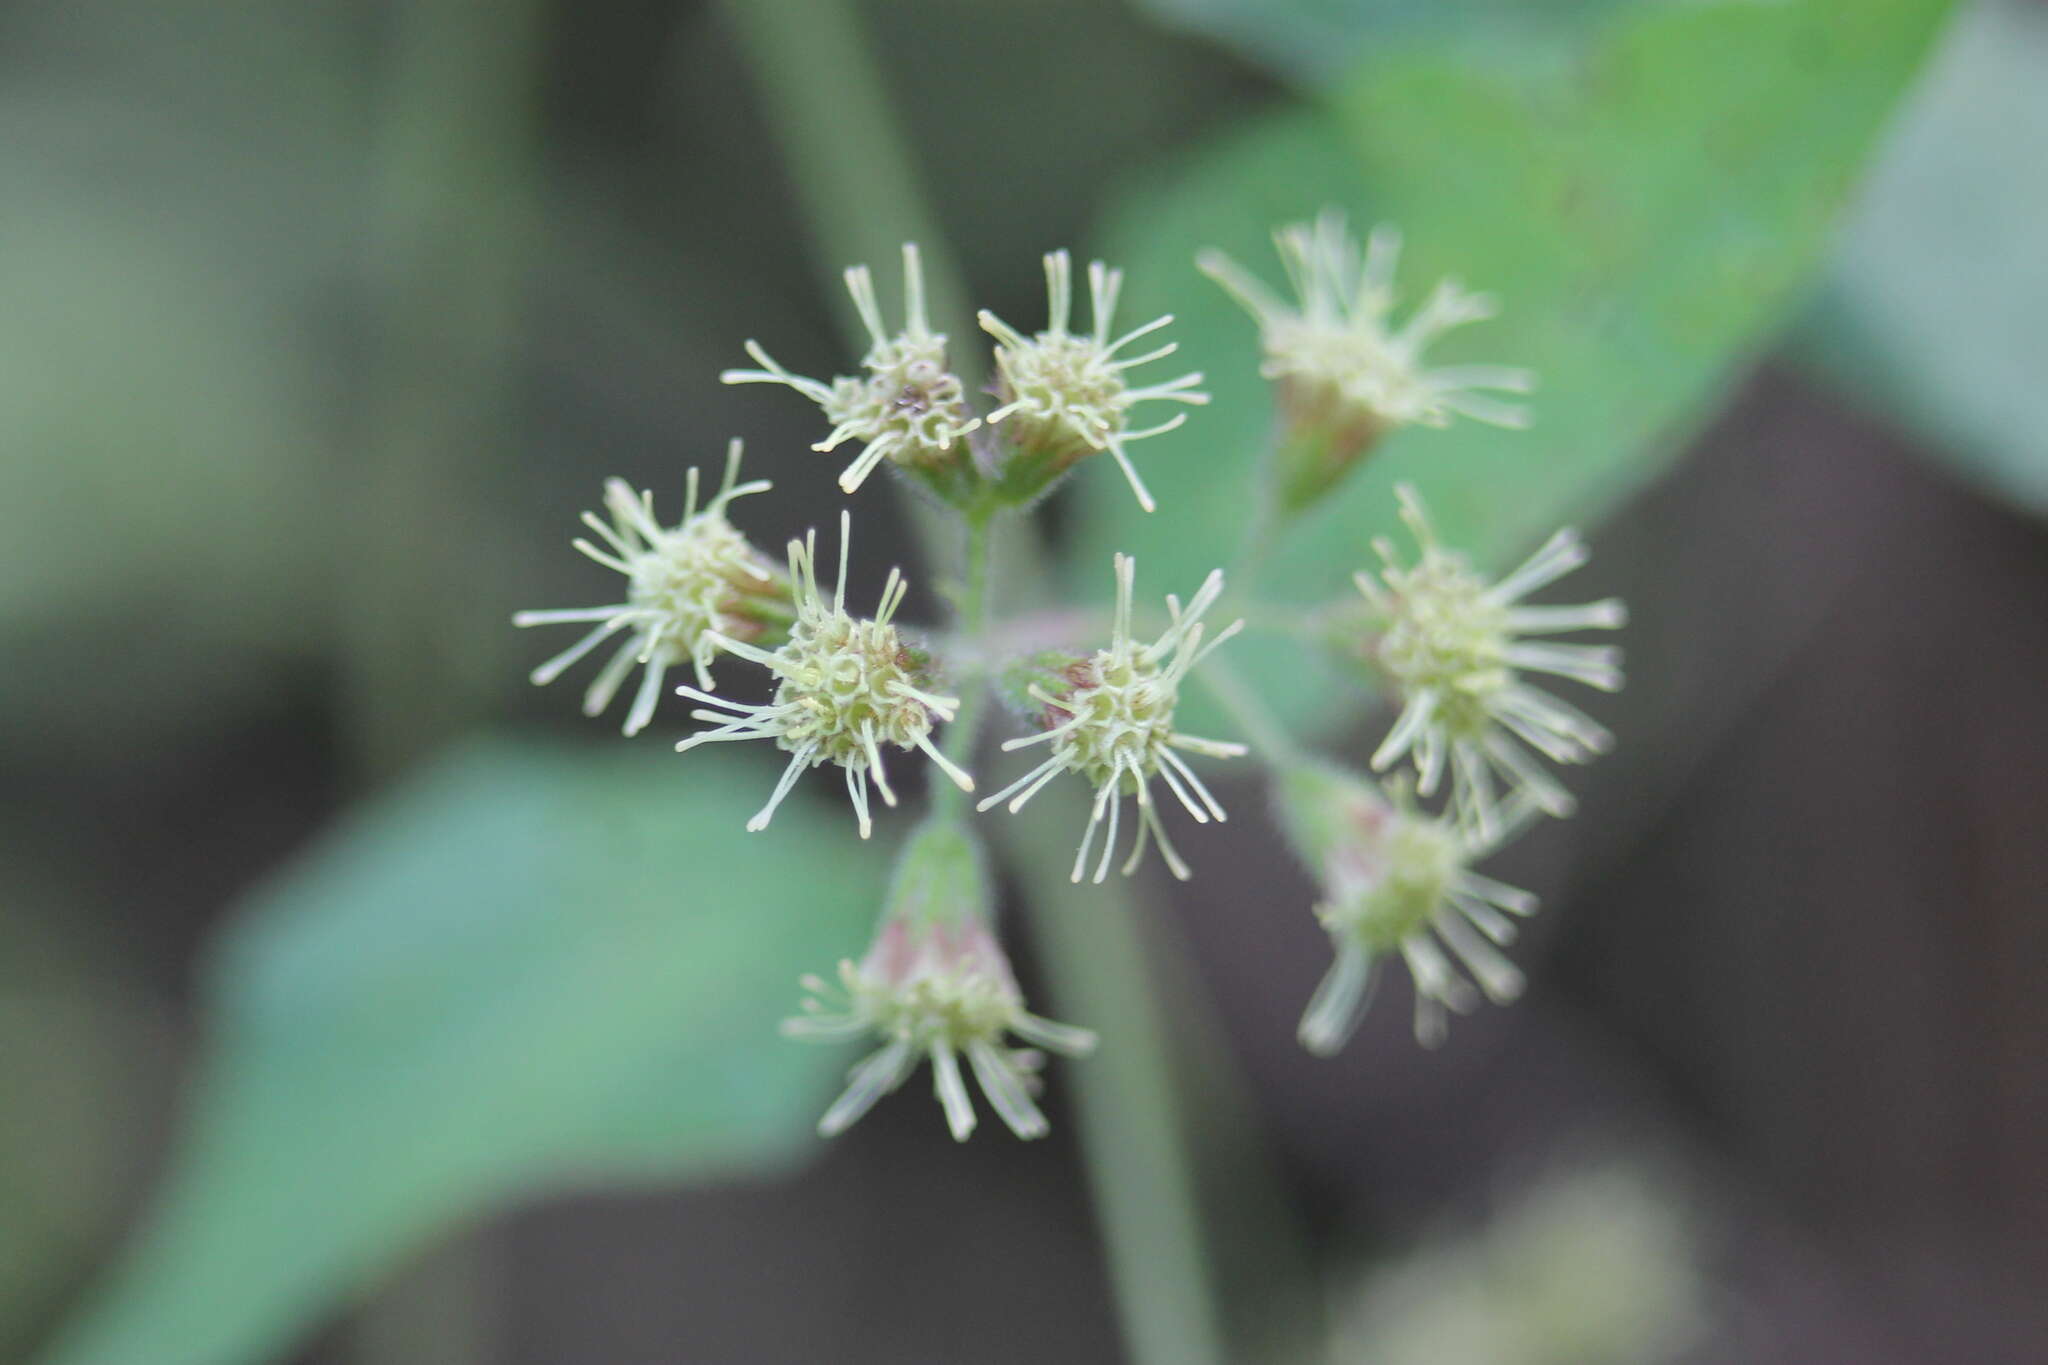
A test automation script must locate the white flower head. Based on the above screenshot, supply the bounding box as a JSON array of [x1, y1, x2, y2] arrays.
[[979, 554, 1246, 883], [1295, 775, 1542, 1053], [722, 243, 982, 494], [1199, 210, 1535, 436], [675, 511, 973, 838], [979, 251, 1209, 513], [1358, 485, 1626, 842], [785, 913, 1096, 1142], [513, 439, 785, 736]]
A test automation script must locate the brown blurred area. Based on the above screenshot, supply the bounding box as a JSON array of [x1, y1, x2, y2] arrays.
[[4, 1, 2045, 1363]]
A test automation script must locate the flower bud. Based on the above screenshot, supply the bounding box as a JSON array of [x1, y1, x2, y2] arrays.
[[1198, 212, 1534, 515], [1274, 761, 1540, 1053], [980, 251, 1208, 512], [513, 440, 791, 736], [784, 822, 1096, 1141]]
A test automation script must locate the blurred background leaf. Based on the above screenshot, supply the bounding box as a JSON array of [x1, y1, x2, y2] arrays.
[[1791, 0, 2048, 518], [36, 739, 885, 1365], [0, 849, 173, 1362], [1073, 0, 1953, 739]]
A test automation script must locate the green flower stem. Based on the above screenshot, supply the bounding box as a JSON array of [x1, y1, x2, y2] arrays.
[[1002, 796, 1230, 1365], [930, 509, 994, 818]]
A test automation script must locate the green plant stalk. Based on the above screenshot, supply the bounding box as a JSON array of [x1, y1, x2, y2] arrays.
[[930, 509, 994, 818], [716, 0, 977, 376], [340, 0, 543, 785], [1003, 798, 1230, 1365]]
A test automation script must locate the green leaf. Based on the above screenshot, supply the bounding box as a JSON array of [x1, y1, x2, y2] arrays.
[[1132, 0, 1639, 87], [1791, 0, 2048, 517], [1073, 0, 1952, 739], [39, 739, 884, 1365]]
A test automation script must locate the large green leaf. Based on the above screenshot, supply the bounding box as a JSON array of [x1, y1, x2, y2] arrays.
[[1075, 0, 1952, 739], [38, 739, 884, 1365], [1133, 0, 1638, 87], [1792, 0, 2048, 517]]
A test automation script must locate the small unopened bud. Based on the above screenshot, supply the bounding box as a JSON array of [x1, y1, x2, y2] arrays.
[[784, 822, 1096, 1142], [513, 439, 790, 736], [673, 512, 973, 839], [979, 554, 1245, 883], [1275, 762, 1541, 1053], [723, 244, 982, 497], [980, 250, 1208, 513], [1198, 212, 1534, 514]]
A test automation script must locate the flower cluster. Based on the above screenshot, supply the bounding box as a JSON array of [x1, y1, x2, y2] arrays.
[[979, 250, 1209, 512], [1357, 486, 1625, 843], [1200, 212, 1533, 509], [979, 554, 1245, 883], [1279, 763, 1541, 1051], [673, 511, 972, 839], [785, 824, 1094, 1141], [725, 243, 1206, 513], [722, 244, 982, 496], [513, 440, 787, 735], [516, 215, 1635, 1134]]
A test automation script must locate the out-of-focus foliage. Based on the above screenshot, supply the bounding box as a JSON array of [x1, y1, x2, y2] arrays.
[[1134, 0, 1637, 87], [38, 741, 884, 1365], [0, 0, 360, 747], [1076, 0, 1953, 739], [1794, 0, 2048, 517], [0, 856, 167, 1362], [1329, 1158, 1703, 1365]]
